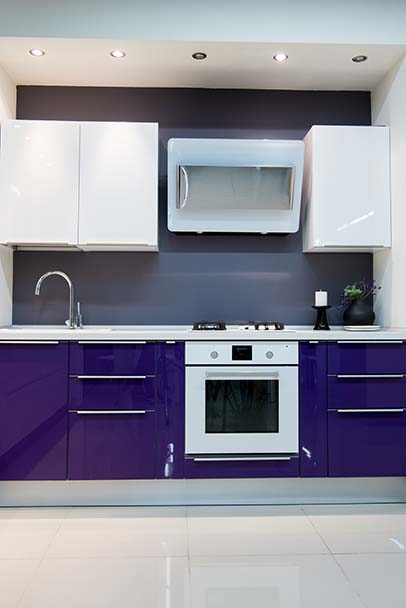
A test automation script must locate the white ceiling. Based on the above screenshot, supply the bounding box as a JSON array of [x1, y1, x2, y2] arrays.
[[0, 37, 404, 90]]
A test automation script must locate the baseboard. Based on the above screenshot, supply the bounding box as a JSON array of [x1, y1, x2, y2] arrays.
[[0, 477, 405, 507]]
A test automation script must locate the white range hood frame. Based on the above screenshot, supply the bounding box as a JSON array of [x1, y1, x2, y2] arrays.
[[167, 138, 304, 234]]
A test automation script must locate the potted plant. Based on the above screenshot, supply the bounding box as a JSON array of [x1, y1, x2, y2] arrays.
[[341, 280, 381, 326]]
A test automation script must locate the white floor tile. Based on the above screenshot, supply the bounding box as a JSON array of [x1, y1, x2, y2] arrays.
[[304, 503, 406, 554], [0, 510, 62, 559], [187, 505, 328, 556], [19, 556, 190, 608], [0, 559, 40, 608], [336, 553, 406, 608], [47, 506, 188, 558], [189, 554, 364, 608]]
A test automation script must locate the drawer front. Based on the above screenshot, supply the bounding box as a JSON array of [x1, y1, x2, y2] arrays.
[[328, 410, 406, 477], [70, 342, 156, 375], [328, 374, 406, 409], [68, 411, 155, 480], [69, 376, 156, 411], [328, 342, 406, 375], [184, 456, 299, 479]]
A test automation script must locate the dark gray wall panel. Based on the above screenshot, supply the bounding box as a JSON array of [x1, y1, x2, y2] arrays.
[[13, 87, 372, 325]]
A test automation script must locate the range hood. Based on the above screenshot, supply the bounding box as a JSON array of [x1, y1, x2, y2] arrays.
[[167, 138, 304, 233]]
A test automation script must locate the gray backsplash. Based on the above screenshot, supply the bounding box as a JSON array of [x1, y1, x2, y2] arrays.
[[13, 87, 372, 326]]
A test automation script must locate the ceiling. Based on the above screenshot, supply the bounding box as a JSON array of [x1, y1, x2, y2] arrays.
[[0, 37, 405, 90]]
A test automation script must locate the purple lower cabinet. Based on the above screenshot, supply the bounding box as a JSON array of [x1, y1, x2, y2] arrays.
[[155, 342, 185, 479], [184, 457, 299, 479], [328, 410, 406, 477], [328, 375, 406, 410], [69, 376, 156, 411], [68, 411, 155, 480], [70, 342, 156, 376], [0, 342, 69, 480], [299, 342, 328, 477], [328, 342, 406, 375]]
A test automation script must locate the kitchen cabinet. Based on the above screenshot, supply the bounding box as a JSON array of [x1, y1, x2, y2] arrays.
[[79, 122, 158, 251], [302, 126, 391, 252], [0, 120, 80, 247], [68, 410, 155, 480], [0, 120, 158, 251], [299, 342, 328, 477], [0, 342, 68, 480]]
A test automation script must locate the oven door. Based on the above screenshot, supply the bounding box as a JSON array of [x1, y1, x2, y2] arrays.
[[185, 366, 298, 455]]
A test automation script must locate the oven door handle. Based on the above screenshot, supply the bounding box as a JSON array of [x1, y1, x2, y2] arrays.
[[205, 372, 279, 380]]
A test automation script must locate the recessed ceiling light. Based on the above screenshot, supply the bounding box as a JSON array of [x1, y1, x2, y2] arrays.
[[352, 55, 368, 63], [192, 52, 207, 60], [110, 49, 126, 58], [29, 48, 45, 57], [273, 52, 288, 63]]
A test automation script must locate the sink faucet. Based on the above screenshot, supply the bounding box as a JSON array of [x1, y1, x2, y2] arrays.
[[34, 271, 83, 329]]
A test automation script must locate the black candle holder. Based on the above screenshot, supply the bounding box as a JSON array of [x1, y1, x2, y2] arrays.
[[312, 305, 331, 331]]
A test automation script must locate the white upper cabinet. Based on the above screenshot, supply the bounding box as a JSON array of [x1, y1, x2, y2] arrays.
[[302, 126, 391, 252], [79, 122, 158, 251], [0, 120, 159, 250], [0, 120, 80, 246]]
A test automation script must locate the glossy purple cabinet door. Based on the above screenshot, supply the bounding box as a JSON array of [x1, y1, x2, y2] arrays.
[[184, 457, 299, 479], [70, 342, 156, 375], [328, 410, 406, 477], [299, 342, 328, 477], [0, 342, 68, 480], [328, 375, 406, 410], [69, 376, 156, 411], [156, 342, 185, 479], [68, 411, 155, 480], [328, 342, 406, 374]]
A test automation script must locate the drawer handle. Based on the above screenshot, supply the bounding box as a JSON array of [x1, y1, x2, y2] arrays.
[[336, 341, 404, 344], [75, 375, 150, 380], [336, 374, 404, 379], [336, 408, 405, 413], [191, 456, 293, 462], [77, 341, 147, 344], [75, 410, 148, 415], [0, 340, 60, 344]]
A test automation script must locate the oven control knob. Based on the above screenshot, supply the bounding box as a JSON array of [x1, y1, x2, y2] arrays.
[[266, 350, 274, 359], [210, 351, 219, 359]]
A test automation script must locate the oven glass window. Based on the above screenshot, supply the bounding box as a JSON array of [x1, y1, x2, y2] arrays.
[[205, 379, 279, 433]]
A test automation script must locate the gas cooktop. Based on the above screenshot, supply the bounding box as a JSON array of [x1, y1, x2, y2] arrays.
[[192, 320, 286, 331]]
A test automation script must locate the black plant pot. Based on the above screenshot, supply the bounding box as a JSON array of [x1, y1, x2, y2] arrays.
[[343, 299, 375, 326]]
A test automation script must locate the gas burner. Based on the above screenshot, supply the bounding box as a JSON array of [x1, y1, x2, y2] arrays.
[[254, 321, 285, 331], [193, 320, 227, 331]]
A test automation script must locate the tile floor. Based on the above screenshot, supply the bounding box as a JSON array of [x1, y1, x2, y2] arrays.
[[1, 503, 406, 607]]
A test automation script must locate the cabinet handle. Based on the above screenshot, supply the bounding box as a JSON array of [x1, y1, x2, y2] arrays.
[[336, 408, 405, 413], [75, 410, 148, 415], [75, 375, 149, 380], [77, 341, 147, 344], [79, 242, 152, 247], [336, 374, 404, 379], [0, 340, 60, 344], [191, 456, 292, 462], [336, 341, 404, 344]]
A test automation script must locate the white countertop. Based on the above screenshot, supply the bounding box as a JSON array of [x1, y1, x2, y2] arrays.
[[0, 325, 405, 341]]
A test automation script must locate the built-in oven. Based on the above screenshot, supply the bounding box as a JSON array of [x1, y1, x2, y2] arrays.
[[185, 341, 298, 459]]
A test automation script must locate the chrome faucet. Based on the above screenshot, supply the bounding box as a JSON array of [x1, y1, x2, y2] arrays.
[[34, 271, 83, 329]]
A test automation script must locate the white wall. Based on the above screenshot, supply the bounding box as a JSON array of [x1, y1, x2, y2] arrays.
[[0, 0, 406, 44], [372, 55, 406, 327], [0, 63, 15, 325]]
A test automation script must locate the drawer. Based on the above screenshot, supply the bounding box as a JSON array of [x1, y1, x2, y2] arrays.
[[328, 342, 406, 375], [328, 374, 406, 409], [69, 376, 156, 411], [328, 410, 406, 477], [70, 342, 156, 375], [184, 456, 299, 479], [68, 410, 155, 480]]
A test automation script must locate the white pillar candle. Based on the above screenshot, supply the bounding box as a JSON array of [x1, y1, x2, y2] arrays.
[[315, 290, 328, 307]]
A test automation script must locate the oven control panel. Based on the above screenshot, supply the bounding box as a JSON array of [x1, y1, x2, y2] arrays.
[[186, 341, 298, 365]]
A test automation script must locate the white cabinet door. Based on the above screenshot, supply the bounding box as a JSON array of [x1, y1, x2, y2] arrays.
[[78, 122, 158, 250], [0, 120, 80, 246], [302, 126, 391, 252]]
